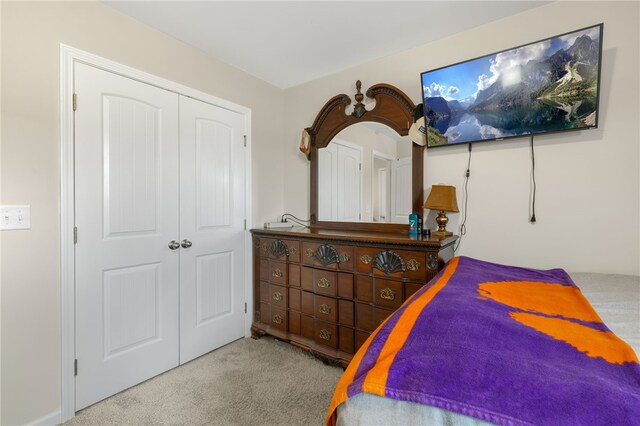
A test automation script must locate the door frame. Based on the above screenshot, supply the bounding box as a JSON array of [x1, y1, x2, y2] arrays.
[[371, 150, 394, 223], [60, 44, 253, 422]]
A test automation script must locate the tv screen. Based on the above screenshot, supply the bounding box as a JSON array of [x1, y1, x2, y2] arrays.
[[421, 24, 603, 148]]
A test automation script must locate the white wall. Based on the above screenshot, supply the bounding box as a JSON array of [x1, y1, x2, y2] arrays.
[[0, 1, 285, 424], [283, 1, 639, 276]]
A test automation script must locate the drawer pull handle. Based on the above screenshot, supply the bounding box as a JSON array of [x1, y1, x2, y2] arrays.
[[305, 248, 315, 258], [339, 253, 350, 262], [272, 268, 283, 278], [319, 329, 332, 340], [318, 304, 331, 315], [272, 291, 283, 302], [272, 314, 283, 324], [380, 287, 396, 301], [289, 246, 298, 256], [317, 277, 330, 288], [360, 254, 373, 265], [406, 259, 421, 271]]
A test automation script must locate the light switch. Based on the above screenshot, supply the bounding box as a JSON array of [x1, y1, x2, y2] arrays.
[[1, 205, 31, 230]]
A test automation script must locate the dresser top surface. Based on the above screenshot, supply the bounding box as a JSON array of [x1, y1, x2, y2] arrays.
[[251, 227, 457, 249]]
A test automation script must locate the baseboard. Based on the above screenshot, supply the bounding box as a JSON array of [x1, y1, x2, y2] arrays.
[[27, 409, 62, 426]]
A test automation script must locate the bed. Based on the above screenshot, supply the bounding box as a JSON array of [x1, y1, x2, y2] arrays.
[[327, 256, 640, 426]]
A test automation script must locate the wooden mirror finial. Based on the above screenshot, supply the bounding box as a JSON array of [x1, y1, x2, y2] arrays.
[[352, 80, 366, 118]]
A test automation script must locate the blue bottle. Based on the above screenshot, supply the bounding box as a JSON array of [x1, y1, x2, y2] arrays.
[[409, 213, 418, 236]]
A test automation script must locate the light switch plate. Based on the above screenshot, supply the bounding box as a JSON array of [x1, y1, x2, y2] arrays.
[[1, 205, 31, 230]]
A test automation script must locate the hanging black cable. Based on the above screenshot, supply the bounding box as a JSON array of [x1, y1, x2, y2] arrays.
[[530, 136, 537, 223], [454, 144, 472, 252], [281, 213, 312, 228]]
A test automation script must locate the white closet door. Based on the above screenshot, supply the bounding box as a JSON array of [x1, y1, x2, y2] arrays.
[[178, 96, 246, 364], [75, 63, 180, 409]]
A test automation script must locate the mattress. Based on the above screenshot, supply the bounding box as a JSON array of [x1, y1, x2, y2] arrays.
[[335, 271, 640, 425]]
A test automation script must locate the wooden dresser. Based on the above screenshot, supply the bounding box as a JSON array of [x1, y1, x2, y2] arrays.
[[250, 227, 457, 366]]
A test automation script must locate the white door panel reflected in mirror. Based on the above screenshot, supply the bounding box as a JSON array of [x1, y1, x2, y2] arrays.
[[317, 122, 412, 223]]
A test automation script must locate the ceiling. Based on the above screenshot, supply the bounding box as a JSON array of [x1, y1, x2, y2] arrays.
[[104, 1, 549, 89]]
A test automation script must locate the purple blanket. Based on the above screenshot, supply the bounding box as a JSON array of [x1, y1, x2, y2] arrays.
[[328, 256, 640, 425]]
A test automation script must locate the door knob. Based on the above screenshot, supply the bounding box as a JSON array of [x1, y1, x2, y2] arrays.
[[181, 239, 192, 249], [168, 240, 180, 250]]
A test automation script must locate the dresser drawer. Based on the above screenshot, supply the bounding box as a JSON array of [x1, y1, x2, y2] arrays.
[[314, 294, 337, 323], [315, 319, 338, 349], [374, 279, 403, 310], [259, 281, 269, 306], [338, 273, 353, 299], [339, 300, 354, 326], [300, 292, 338, 324], [270, 307, 287, 333], [355, 303, 394, 332], [355, 247, 427, 281], [302, 242, 354, 271], [301, 290, 314, 316], [355, 275, 373, 303], [260, 238, 300, 263], [301, 314, 314, 340], [269, 284, 287, 309], [289, 264, 301, 287], [302, 268, 339, 297], [289, 287, 301, 311], [339, 326, 355, 354], [282, 239, 300, 263], [259, 302, 270, 325], [269, 261, 287, 285], [289, 311, 301, 335]]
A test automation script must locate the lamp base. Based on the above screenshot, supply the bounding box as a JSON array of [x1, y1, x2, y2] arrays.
[[431, 230, 453, 239]]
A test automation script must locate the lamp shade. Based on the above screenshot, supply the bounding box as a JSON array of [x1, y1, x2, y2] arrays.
[[423, 185, 459, 212]]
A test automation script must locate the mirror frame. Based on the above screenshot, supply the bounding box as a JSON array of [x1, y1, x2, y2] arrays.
[[306, 81, 423, 232]]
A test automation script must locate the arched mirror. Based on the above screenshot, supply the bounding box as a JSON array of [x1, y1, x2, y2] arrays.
[[305, 81, 424, 232]]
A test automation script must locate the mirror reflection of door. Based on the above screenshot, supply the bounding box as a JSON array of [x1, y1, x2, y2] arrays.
[[372, 153, 393, 223], [318, 138, 362, 221], [318, 122, 411, 223], [391, 156, 412, 223]]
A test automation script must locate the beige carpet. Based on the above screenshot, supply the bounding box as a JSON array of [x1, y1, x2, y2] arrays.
[[65, 337, 344, 425]]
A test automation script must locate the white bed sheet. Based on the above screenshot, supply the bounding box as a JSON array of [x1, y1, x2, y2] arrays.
[[336, 272, 640, 425]]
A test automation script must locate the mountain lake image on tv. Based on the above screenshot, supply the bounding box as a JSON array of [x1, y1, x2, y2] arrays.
[[421, 24, 603, 148]]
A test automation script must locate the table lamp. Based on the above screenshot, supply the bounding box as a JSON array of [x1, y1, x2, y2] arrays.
[[423, 185, 459, 238]]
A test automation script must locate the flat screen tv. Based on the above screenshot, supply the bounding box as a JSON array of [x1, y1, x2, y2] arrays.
[[421, 24, 603, 148]]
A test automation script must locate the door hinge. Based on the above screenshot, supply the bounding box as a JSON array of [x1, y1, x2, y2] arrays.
[[244, 302, 247, 314], [73, 93, 77, 111], [74, 359, 78, 376], [74, 226, 78, 244], [244, 219, 247, 230], [243, 135, 247, 147], [359, 163, 362, 171]]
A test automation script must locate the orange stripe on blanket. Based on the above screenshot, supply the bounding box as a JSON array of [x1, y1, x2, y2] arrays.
[[478, 281, 603, 323], [510, 312, 639, 365], [362, 257, 460, 397], [324, 258, 459, 426]]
